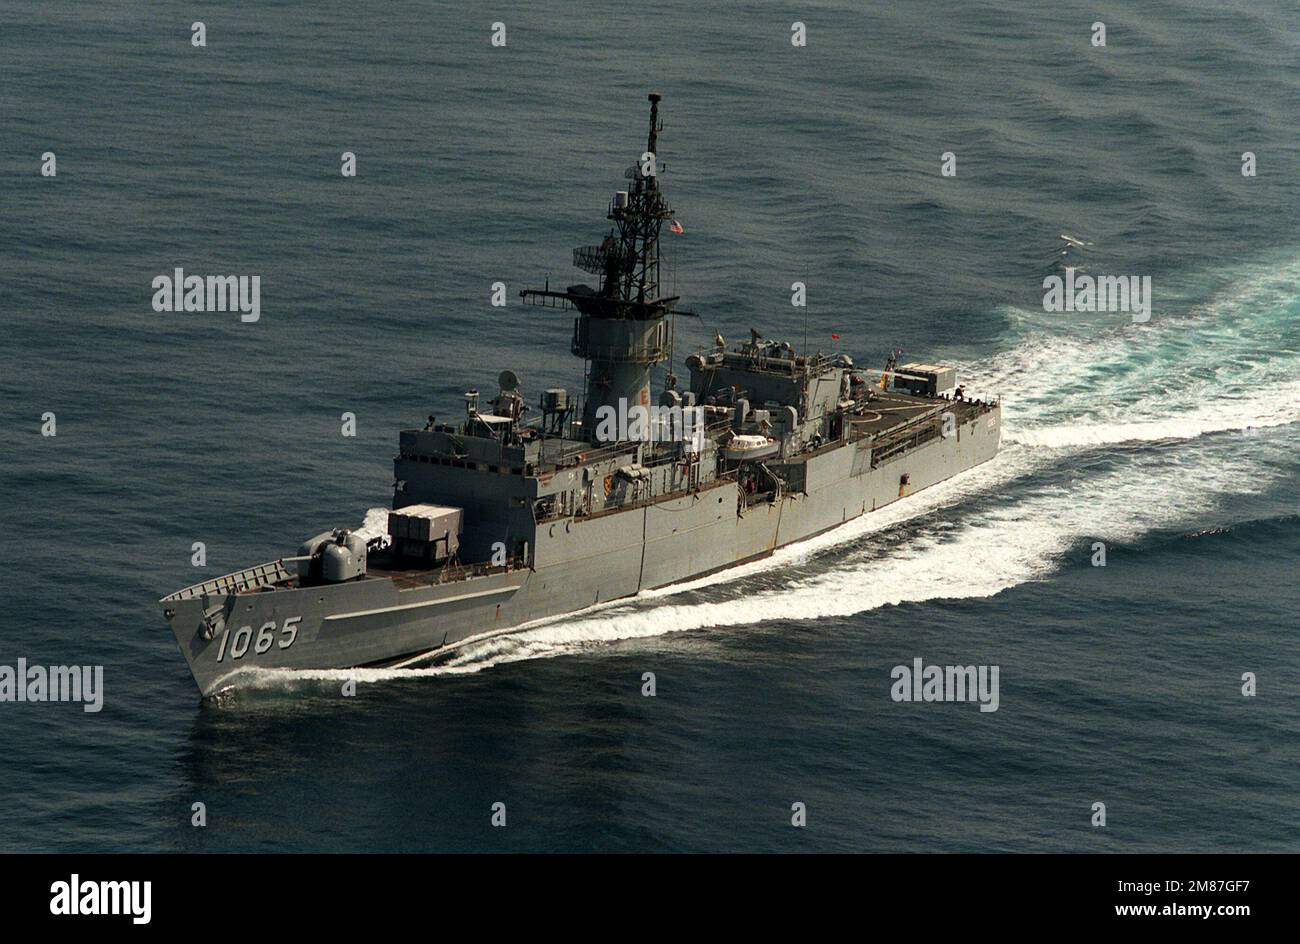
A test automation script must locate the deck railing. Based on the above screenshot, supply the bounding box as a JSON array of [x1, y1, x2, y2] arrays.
[[161, 559, 293, 602]]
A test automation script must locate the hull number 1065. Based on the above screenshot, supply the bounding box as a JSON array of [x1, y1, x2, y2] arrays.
[[215, 616, 302, 663]]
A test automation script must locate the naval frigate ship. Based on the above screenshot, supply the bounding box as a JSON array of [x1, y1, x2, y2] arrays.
[[160, 93, 1001, 698]]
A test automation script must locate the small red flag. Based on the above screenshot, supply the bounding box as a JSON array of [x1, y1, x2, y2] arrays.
[[669, 219, 684, 234]]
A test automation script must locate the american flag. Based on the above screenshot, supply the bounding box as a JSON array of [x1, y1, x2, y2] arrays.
[[669, 219, 684, 234]]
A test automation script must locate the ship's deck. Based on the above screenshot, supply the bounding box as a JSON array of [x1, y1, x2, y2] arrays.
[[846, 390, 946, 437], [363, 551, 522, 590], [841, 390, 993, 442]]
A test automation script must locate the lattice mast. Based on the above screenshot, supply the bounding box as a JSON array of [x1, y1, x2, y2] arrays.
[[521, 93, 679, 440]]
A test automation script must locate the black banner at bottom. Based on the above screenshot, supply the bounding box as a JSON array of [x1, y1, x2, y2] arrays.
[[0, 852, 1284, 930]]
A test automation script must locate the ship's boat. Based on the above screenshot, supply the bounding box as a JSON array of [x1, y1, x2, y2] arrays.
[[722, 434, 779, 461]]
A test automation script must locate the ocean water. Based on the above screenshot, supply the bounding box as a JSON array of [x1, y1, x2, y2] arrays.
[[1, 0, 1297, 852]]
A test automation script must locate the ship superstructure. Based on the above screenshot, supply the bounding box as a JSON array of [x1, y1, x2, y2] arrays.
[[160, 94, 1001, 697]]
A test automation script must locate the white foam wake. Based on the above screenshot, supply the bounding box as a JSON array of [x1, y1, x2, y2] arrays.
[[973, 257, 1300, 449], [1005, 379, 1300, 448], [353, 507, 391, 543]]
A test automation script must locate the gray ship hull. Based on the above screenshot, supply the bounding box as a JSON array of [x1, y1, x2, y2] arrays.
[[162, 404, 1000, 697]]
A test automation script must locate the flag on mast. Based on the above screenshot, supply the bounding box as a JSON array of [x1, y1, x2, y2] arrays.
[[669, 219, 684, 234]]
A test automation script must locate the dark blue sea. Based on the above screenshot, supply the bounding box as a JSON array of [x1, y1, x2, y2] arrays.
[[2, 1, 1297, 852]]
